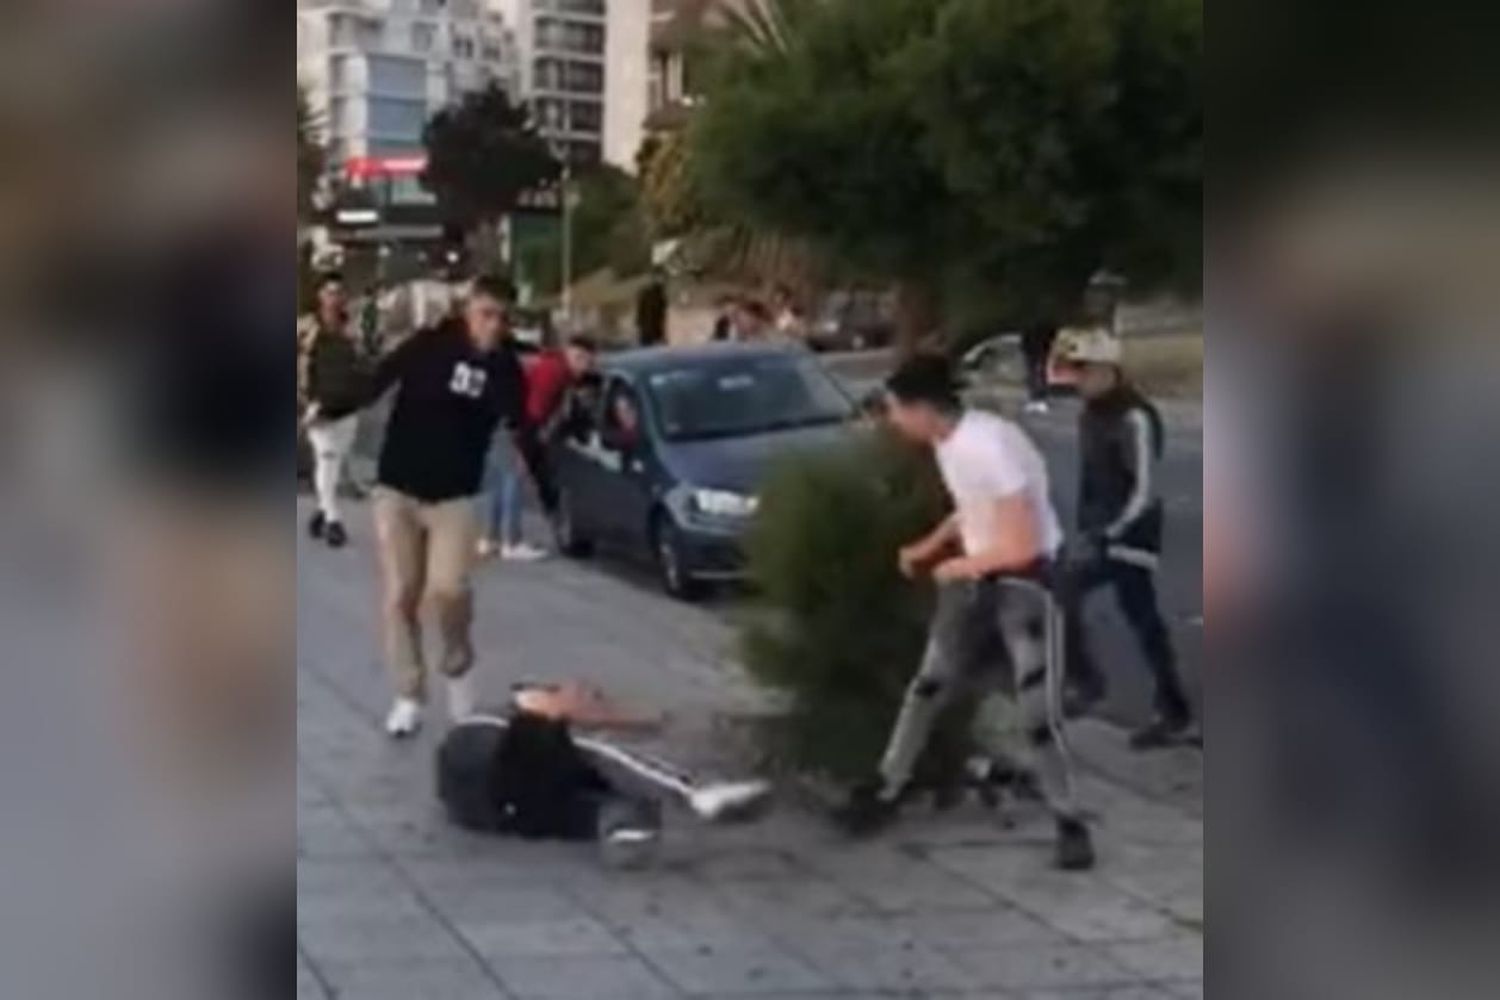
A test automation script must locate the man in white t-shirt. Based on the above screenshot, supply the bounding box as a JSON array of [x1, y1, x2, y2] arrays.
[[837, 354, 1093, 871]]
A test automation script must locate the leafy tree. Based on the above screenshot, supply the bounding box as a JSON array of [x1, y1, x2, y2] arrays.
[[515, 165, 651, 299], [570, 164, 652, 279], [422, 84, 559, 266], [907, 0, 1202, 327], [740, 431, 970, 783], [638, 130, 705, 240], [297, 85, 324, 224], [692, 0, 1202, 345], [693, 0, 956, 344]]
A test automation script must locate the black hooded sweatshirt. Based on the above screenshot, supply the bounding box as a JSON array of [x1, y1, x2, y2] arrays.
[[372, 319, 526, 503]]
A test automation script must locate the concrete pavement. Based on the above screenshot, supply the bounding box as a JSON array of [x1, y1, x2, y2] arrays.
[[297, 497, 1202, 999]]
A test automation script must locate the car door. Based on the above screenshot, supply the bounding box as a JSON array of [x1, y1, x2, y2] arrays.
[[553, 375, 610, 537], [596, 377, 656, 547]]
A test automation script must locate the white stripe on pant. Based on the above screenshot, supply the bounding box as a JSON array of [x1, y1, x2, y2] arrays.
[[879, 577, 1079, 819], [306, 415, 359, 525]]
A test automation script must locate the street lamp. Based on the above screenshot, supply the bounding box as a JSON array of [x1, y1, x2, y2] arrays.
[[559, 155, 575, 328]]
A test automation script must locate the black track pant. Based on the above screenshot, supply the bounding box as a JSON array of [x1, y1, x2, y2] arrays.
[[1063, 556, 1191, 723]]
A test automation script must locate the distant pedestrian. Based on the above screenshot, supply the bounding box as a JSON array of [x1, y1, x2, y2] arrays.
[[1021, 324, 1060, 414], [731, 299, 775, 342], [771, 284, 806, 341], [361, 275, 528, 738], [636, 270, 667, 347], [711, 295, 737, 342], [298, 272, 366, 549], [837, 354, 1094, 871], [480, 335, 599, 561], [1054, 330, 1194, 748]]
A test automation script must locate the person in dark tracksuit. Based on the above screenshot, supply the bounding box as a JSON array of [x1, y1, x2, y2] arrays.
[[1055, 330, 1195, 749]]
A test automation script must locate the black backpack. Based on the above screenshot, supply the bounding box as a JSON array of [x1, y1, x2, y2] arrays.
[[437, 712, 612, 840]]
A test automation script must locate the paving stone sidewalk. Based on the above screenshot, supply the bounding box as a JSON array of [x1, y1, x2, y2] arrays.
[[298, 502, 1203, 999]]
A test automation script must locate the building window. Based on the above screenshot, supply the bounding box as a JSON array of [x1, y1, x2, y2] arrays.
[[557, 0, 605, 14], [564, 60, 603, 92], [534, 98, 566, 130], [367, 55, 426, 97], [565, 140, 601, 167], [568, 100, 602, 133], [410, 22, 435, 52], [536, 18, 604, 55]]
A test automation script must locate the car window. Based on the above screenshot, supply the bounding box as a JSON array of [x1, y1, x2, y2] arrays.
[[600, 379, 645, 450], [644, 355, 852, 442]]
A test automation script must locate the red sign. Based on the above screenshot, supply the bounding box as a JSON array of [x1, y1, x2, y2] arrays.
[[345, 155, 428, 180]]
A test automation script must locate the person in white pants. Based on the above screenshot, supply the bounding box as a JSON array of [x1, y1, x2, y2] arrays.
[[298, 273, 368, 549]]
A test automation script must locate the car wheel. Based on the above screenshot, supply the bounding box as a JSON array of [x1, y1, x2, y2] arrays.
[[651, 513, 703, 601], [554, 487, 594, 558]]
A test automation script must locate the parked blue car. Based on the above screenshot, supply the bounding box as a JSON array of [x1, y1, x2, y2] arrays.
[[551, 342, 855, 599]]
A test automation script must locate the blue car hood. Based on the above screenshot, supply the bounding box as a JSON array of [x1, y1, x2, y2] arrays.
[[660, 422, 852, 495]]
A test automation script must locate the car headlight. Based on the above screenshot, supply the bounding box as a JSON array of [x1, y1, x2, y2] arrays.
[[690, 488, 759, 519]]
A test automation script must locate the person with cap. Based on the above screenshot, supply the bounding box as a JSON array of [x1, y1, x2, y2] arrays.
[[1054, 329, 1195, 748], [837, 354, 1094, 871]]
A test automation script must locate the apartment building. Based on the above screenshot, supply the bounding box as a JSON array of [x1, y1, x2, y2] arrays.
[[297, 0, 518, 188], [497, 0, 649, 169]]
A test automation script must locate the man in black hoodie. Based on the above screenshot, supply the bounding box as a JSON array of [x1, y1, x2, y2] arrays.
[[1056, 330, 1195, 749], [366, 276, 527, 737]]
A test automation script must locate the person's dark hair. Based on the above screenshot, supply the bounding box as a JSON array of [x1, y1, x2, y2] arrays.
[[567, 334, 598, 354], [468, 274, 514, 305], [743, 300, 772, 323], [315, 271, 344, 292], [885, 353, 964, 411]]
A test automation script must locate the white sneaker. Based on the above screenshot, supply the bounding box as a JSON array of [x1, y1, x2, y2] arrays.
[[476, 538, 501, 560], [384, 697, 422, 738], [688, 780, 774, 823], [446, 672, 478, 722], [501, 541, 549, 562], [1024, 399, 1050, 415]]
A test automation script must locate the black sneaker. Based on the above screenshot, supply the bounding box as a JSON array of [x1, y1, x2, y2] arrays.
[[307, 511, 326, 540], [325, 521, 348, 549], [834, 782, 901, 837], [1055, 816, 1096, 871], [1129, 714, 1194, 751]]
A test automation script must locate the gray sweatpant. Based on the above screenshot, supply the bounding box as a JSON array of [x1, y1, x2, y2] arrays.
[[879, 577, 1079, 819]]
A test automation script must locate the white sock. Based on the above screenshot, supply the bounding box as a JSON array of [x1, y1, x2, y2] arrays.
[[446, 673, 478, 721]]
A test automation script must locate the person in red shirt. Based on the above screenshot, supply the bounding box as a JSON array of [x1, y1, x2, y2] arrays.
[[479, 335, 597, 560]]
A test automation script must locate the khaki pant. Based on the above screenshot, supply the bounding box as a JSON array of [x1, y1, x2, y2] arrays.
[[373, 488, 480, 701]]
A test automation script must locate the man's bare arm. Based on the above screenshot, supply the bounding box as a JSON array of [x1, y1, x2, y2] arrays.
[[937, 495, 1040, 580]]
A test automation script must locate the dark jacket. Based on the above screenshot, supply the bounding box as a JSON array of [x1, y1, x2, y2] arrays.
[[1078, 383, 1166, 568], [372, 320, 527, 503], [636, 281, 666, 346], [302, 326, 368, 421]]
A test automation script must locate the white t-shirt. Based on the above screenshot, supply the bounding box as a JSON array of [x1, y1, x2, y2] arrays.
[[935, 410, 1064, 559]]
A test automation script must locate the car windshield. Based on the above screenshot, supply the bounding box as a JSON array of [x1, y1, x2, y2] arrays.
[[645, 356, 853, 442]]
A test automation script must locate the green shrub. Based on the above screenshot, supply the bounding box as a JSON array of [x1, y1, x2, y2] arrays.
[[739, 429, 969, 783]]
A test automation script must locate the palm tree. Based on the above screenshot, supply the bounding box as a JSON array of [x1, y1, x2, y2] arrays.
[[720, 0, 818, 56]]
